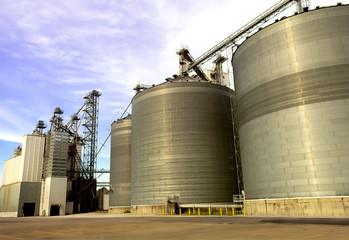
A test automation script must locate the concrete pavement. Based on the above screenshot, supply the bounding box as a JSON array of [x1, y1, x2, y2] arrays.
[[0, 212, 348, 240]]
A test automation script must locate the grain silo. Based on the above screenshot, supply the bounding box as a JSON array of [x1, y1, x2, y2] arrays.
[[233, 5, 349, 214], [131, 77, 238, 208], [109, 115, 132, 210]]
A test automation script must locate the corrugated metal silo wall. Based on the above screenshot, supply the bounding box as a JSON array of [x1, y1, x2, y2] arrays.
[[110, 118, 132, 207], [131, 81, 238, 206], [233, 5, 349, 199]]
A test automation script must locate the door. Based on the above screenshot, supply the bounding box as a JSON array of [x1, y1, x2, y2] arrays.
[[23, 203, 35, 216], [50, 205, 60, 216]]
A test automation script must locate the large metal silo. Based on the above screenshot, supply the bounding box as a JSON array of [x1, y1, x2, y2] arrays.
[[131, 78, 238, 206], [110, 116, 132, 207], [233, 5, 349, 199]]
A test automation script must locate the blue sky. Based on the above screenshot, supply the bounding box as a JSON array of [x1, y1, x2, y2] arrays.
[[0, 0, 346, 186]]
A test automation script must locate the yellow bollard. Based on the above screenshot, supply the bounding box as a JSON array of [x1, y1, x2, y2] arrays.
[[171, 209, 173, 215], [162, 209, 164, 215], [243, 208, 245, 216], [209, 208, 211, 216], [189, 209, 191, 215], [232, 208, 234, 216], [198, 208, 200, 216], [220, 208, 222, 216], [180, 208, 181, 215]]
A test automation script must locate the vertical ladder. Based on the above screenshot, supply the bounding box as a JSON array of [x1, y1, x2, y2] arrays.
[[230, 91, 244, 194]]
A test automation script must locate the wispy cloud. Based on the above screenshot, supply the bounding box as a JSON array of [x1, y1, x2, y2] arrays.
[[0, 105, 35, 142], [0, 133, 23, 144]]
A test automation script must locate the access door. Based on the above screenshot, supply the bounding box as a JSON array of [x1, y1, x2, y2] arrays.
[[22, 203, 35, 216], [50, 205, 60, 216]]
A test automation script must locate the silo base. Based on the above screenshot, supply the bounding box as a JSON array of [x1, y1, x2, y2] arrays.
[[244, 197, 349, 217], [130, 205, 165, 215], [108, 205, 165, 215], [108, 206, 132, 214]]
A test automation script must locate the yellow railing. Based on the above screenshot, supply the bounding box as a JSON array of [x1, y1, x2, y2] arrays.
[[162, 207, 245, 216]]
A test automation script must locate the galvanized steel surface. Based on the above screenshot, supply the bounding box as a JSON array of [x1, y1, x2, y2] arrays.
[[233, 6, 349, 199], [21, 135, 46, 182], [18, 182, 42, 217], [0, 183, 21, 215], [2, 156, 22, 186], [2, 135, 45, 185], [43, 131, 69, 177], [131, 80, 238, 205], [110, 118, 132, 207], [0, 182, 41, 217]]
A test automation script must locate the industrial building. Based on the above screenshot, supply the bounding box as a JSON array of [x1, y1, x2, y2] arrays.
[[1, 0, 348, 218], [228, 5, 348, 214], [110, 115, 132, 208], [0, 122, 73, 217], [0, 91, 101, 217], [109, 78, 241, 214], [233, 3, 349, 209], [109, 1, 349, 216], [0, 133, 45, 217], [132, 78, 238, 205]]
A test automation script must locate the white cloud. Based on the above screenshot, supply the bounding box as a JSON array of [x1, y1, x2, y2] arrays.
[[71, 90, 93, 96], [0, 106, 33, 131], [61, 76, 99, 84], [102, 101, 124, 108], [0, 132, 23, 144]]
